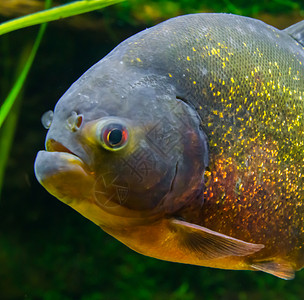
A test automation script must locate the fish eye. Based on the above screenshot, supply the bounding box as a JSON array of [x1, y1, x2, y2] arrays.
[[100, 122, 128, 151]]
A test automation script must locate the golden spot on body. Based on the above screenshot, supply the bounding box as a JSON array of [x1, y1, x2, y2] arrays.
[[231, 77, 235, 84], [193, 81, 197, 85], [211, 48, 218, 55], [168, 73, 172, 78], [192, 47, 196, 51], [136, 57, 142, 62], [187, 56, 191, 61]]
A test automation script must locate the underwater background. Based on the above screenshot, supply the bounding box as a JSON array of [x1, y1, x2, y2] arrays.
[[1, 0, 304, 299]]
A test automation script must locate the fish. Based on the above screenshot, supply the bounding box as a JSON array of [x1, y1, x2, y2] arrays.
[[34, 13, 304, 280]]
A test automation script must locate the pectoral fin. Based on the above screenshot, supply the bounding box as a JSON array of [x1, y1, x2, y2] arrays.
[[284, 20, 304, 46], [171, 219, 264, 259], [251, 261, 295, 280]]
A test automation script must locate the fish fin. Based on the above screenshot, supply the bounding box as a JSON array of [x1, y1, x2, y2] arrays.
[[251, 261, 295, 280], [171, 219, 264, 259], [283, 20, 304, 46]]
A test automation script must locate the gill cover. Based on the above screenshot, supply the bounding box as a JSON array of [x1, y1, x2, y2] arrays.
[[82, 87, 209, 219]]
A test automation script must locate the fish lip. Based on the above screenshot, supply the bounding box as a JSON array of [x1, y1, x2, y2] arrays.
[[35, 150, 86, 172]]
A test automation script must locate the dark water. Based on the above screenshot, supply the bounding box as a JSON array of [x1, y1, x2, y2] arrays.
[[1, 9, 304, 300]]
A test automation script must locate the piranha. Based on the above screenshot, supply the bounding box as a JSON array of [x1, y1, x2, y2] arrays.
[[34, 13, 304, 279]]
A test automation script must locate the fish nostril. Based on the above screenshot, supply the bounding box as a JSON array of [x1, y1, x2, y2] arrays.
[[67, 111, 83, 132], [41, 110, 54, 129], [46, 139, 74, 154], [75, 115, 83, 129]]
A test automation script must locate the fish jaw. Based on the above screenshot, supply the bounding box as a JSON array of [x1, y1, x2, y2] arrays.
[[34, 150, 95, 205], [34, 150, 156, 228]]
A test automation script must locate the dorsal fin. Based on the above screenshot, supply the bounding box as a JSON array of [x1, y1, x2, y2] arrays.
[[283, 20, 304, 46]]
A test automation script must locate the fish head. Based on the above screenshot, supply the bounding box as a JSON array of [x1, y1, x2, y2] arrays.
[[34, 59, 208, 228]]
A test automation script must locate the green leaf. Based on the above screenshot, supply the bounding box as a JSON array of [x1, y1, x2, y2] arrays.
[[0, 0, 125, 36]]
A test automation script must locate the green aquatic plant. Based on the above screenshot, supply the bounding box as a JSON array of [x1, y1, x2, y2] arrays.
[[2, 1, 304, 299], [0, 0, 125, 36], [0, 0, 124, 196]]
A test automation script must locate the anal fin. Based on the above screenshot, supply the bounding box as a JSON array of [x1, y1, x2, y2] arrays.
[[251, 260, 295, 280]]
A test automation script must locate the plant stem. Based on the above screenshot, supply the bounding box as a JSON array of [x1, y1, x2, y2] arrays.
[[0, 21, 48, 128], [0, 0, 52, 195]]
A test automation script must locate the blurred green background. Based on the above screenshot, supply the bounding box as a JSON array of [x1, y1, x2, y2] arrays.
[[1, 1, 304, 299]]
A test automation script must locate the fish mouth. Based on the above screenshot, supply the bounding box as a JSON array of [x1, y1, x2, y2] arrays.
[[35, 138, 90, 184], [46, 138, 77, 156], [34, 139, 94, 203], [44, 138, 89, 169]]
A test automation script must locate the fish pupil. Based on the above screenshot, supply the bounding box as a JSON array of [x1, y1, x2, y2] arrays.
[[108, 129, 123, 146]]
